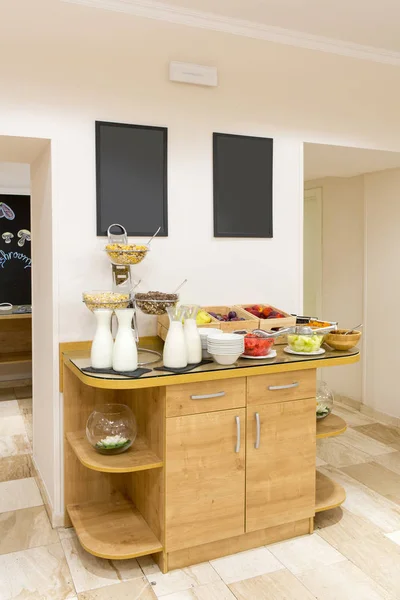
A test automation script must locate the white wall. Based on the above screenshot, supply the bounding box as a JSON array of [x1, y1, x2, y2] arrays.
[[364, 168, 400, 418], [305, 177, 365, 403], [4, 0, 400, 513]]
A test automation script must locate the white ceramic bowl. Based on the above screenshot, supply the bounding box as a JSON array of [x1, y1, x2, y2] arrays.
[[211, 352, 242, 365]]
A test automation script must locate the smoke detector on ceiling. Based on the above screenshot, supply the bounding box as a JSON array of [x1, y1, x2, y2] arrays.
[[169, 62, 218, 87]]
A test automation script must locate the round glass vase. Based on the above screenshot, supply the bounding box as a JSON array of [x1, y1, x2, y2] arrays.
[[316, 381, 334, 420], [86, 404, 137, 454]]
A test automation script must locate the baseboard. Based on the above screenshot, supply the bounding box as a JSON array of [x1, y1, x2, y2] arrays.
[[32, 457, 63, 528], [0, 377, 32, 388], [336, 396, 400, 428]]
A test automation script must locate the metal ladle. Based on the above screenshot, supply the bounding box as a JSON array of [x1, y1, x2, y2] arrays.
[[146, 226, 161, 246], [345, 324, 363, 335], [174, 279, 188, 294]]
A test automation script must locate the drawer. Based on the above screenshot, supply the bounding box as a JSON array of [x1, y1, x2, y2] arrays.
[[247, 370, 316, 406], [166, 378, 246, 417]]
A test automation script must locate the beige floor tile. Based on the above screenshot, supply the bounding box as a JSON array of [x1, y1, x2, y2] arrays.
[[61, 537, 143, 594], [16, 396, 32, 412], [316, 437, 371, 467], [229, 569, 316, 600], [341, 461, 400, 499], [332, 405, 377, 427], [0, 505, 58, 555], [0, 542, 75, 600], [318, 465, 400, 533], [0, 389, 16, 401], [160, 581, 236, 600], [210, 547, 283, 585], [0, 433, 31, 458], [78, 578, 156, 599], [374, 451, 400, 476], [0, 401, 20, 418], [58, 526, 77, 541], [315, 456, 326, 466], [353, 423, 400, 451], [315, 506, 381, 547], [323, 530, 400, 598], [137, 555, 160, 576], [0, 454, 35, 483], [0, 415, 27, 436], [269, 532, 346, 574], [147, 562, 220, 597], [14, 385, 32, 399], [385, 530, 400, 546], [0, 477, 43, 513], [340, 428, 396, 456], [298, 560, 391, 600]]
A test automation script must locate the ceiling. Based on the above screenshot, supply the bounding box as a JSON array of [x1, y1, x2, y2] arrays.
[[304, 143, 400, 180], [66, 0, 400, 55], [162, 0, 400, 51]]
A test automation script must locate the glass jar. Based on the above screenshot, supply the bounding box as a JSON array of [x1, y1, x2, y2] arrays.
[[316, 381, 334, 419], [86, 404, 137, 454]]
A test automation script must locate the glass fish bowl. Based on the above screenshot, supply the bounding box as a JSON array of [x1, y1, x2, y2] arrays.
[[316, 381, 334, 420], [86, 404, 137, 454]]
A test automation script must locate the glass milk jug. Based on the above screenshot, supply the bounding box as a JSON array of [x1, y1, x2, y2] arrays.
[[91, 309, 114, 369], [113, 308, 138, 372], [183, 305, 202, 364], [163, 306, 188, 369]]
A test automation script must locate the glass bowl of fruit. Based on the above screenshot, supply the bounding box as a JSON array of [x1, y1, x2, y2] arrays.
[[243, 332, 275, 357], [287, 327, 325, 354]]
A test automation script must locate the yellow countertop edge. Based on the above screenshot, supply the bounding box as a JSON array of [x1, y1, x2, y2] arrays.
[[61, 349, 360, 391]]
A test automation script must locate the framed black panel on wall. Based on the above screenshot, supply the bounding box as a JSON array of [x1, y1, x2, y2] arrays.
[[213, 133, 273, 238], [96, 121, 168, 236]]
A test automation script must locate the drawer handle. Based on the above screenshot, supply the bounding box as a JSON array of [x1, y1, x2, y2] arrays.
[[268, 382, 299, 391], [255, 412, 260, 449], [235, 415, 241, 453], [190, 391, 226, 400]]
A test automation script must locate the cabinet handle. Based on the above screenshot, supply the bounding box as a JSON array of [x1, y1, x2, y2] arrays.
[[255, 412, 260, 449], [190, 391, 226, 400], [235, 416, 241, 453], [268, 382, 299, 391]]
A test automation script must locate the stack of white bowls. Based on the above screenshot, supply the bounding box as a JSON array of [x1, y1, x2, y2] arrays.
[[207, 333, 245, 365], [198, 328, 223, 359]]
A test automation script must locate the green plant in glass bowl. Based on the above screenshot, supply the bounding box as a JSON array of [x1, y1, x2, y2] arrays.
[[86, 404, 137, 454]]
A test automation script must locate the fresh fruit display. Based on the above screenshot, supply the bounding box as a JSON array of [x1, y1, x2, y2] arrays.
[[243, 333, 274, 357], [208, 310, 245, 322], [287, 333, 323, 353], [245, 305, 286, 320], [309, 320, 333, 329], [196, 310, 212, 326]]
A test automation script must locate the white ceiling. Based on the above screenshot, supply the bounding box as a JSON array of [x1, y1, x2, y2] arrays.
[[304, 144, 400, 180], [162, 0, 400, 51]]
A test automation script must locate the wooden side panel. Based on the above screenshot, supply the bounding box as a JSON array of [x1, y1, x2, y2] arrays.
[[165, 409, 245, 552], [0, 317, 32, 354], [167, 518, 310, 571], [246, 398, 316, 532], [166, 378, 246, 417], [247, 369, 316, 406]]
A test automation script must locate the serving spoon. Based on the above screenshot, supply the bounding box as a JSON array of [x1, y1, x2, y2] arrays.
[[345, 324, 363, 335]]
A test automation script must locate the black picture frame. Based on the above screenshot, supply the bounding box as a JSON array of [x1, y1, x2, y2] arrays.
[[96, 120, 168, 237], [213, 132, 273, 238]]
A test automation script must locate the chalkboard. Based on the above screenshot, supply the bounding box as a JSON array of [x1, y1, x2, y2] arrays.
[[213, 133, 273, 238], [0, 195, 31, 305], [96, 121, 168, 237]]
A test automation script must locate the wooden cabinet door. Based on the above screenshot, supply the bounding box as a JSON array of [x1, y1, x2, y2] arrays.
[[165, 409, 246, 552], [246, 398, 316, 532]]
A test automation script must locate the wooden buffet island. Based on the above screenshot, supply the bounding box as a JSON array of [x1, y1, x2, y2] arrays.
[[0, 309, 32, 365], [61, 342, 359, 573]]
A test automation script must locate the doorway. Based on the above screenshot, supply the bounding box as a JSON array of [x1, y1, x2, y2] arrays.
[[303, 187, 322, 318]]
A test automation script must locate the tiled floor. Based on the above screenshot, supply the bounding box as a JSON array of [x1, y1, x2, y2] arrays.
[[2, 385, 400, 599]]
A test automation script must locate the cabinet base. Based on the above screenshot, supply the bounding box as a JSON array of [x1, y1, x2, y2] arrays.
[[161, 518, 311, 573]]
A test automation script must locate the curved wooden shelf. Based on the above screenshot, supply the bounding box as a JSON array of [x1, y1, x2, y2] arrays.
[[67, 495, 163, 559], [315, 470, 346, 513], [66, 431, 163, 473], [316, 414, 347, 439]]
